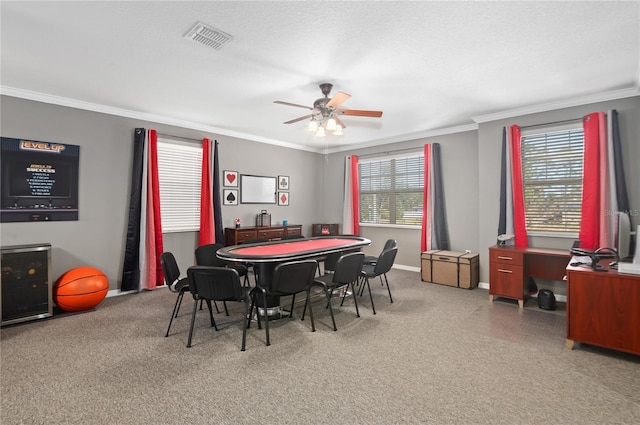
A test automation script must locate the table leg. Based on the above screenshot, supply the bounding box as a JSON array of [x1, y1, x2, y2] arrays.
[[566, 339, 575, 350], [518, 299, 524, 309], [489, 294, 494, 302]]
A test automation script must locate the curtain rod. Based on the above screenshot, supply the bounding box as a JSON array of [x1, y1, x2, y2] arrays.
[[519, 117, 583, 130], [156, 132, 209, 143], [357, 146, 424, 159]]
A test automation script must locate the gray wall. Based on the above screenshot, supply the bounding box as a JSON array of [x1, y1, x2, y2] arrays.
[[477, 96, 640, 282], [0, 96, 321, 290], [2, 95, 638, 291], [321, 97, 639, 283], [321, 131, 479, 269]]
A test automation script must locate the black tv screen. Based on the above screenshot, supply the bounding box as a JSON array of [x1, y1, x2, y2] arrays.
[[7, 160, 72, 198]]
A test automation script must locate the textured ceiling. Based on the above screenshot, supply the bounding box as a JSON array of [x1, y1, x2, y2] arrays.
[[1, 1, 638, 152]]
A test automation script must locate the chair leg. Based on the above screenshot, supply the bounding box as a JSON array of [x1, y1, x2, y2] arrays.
[[384, 273, 393, 303], [205, 300, 218, 331], [364, 276, 376, 315], [202, 299, 222, 314], [165, 291, 183, 337], [325, 290, 337, 331], [186, 299, 199, 348], [288, 294, 296, 318], [223, 301, 229, 316], [306, 290, 316, 332], [241, 298, 249, 352], [350, 281, 360, 317]]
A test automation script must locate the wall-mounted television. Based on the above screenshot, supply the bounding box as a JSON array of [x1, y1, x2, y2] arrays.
[[240, 174, 276, 204], [1, 137, 79, 222]]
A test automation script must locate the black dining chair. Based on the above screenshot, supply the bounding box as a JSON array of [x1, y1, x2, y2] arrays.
[[360, 247, 398, 315], [364, 239, 397, 266], [161, 252, 191, 337], [255, 260, 318, 345], [195, 243, 251, 287], [310, 252, 365, 331], [185, 266, 268, 351]]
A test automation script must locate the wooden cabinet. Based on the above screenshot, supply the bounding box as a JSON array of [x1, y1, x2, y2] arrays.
[[489, 247, 526, 307], [566, 262, 640, 355], [224, 225, 302, 246], [489, 245, 570, 309]]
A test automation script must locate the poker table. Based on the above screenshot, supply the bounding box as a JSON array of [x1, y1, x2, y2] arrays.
[[217, 235, 371, 311]]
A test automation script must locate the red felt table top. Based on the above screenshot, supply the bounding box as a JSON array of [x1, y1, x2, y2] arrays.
[[217, 236, 370, 262]]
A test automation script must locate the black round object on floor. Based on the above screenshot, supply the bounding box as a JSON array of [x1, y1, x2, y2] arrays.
[[537, 289, 557, 310]]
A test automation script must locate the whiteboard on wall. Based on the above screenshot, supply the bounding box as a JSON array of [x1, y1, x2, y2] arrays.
[[240, 175, 276, 204]]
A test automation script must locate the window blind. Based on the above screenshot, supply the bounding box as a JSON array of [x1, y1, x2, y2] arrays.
[[521, 129, 584, 233], [359, 154, 424, 225], [156, 140, 202, 232]]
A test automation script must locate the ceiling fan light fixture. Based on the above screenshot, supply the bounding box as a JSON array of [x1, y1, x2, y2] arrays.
[[308, 120, 318, 132], [326, 117, 337, 131], [316, 126, 326, 137], [333, 125, 343, 136]]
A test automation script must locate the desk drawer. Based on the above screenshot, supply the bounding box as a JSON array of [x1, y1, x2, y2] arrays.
[[235, 230, 258, 243], [490, 264, 524, 299], [490, 249, 523, 266], [258, 228, 285, 240]]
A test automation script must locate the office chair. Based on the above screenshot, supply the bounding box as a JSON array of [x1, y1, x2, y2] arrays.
[[185, 266, 268, 351], [310, 252, 364, 331], [360, 247, 398, 315], [255, 260, 318, 345], [160, 252, 190, 337]]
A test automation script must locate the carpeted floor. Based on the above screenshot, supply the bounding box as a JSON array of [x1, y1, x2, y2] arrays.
[[1, 269, 639, 425]]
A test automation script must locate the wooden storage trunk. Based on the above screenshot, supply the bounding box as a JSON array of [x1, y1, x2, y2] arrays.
[[421, 250, 479, 289]]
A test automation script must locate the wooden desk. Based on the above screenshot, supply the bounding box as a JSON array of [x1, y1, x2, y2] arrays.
[[489, 245, 570, 308], [565, 262, 640, 355]]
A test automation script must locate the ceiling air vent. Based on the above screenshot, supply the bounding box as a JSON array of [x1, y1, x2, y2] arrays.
[[184, 22, 233, 50]]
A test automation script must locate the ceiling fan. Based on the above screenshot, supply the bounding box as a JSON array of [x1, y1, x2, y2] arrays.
[[274, 83, 383, 136]]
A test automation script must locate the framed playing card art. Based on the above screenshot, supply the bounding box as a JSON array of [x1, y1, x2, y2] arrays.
[[223, 189, 238, 205], [278, 175, 289, 190], [224, 170, 238, 187], [278, 192, 289, 206]]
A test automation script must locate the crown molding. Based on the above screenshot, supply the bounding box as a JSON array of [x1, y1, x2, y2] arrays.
[[325, 123, 479, 155], [0, 86, 319, 153], [472, 86, 640, 124]]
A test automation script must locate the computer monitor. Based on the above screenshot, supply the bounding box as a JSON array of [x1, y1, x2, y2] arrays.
[[616, 212, 631, 260]]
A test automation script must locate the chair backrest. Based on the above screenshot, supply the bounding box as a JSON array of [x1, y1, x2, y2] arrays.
[[374, 247, 398, 275], [160, 252, 180, 287], [333, 252, 365, 285], [195, 243, 226, 267], [383, 239, 397, 251], [270, 260, 318, 295], [187, 266, 242, 301]]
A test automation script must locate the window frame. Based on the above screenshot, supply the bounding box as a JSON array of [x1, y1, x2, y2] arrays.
[[358, 152, 424, 227], [520, 123, 584, 237], [156, 138, 203, 233]]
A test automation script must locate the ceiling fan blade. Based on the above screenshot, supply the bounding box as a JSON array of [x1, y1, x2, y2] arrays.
[[339, 109, 383, 118], [333, 115, 346, 129], [274, 100, 313, 110], [284, 114, 313, 124], [326, 91, 351, 108]]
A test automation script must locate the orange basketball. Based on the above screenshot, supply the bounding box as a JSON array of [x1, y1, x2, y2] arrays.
[[53, 267, 109, 312]]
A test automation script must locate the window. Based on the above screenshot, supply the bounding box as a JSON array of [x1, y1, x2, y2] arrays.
[[156, 139, 202, 232], [359, 154, 424, 225], [521, 127, 584, 234]]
